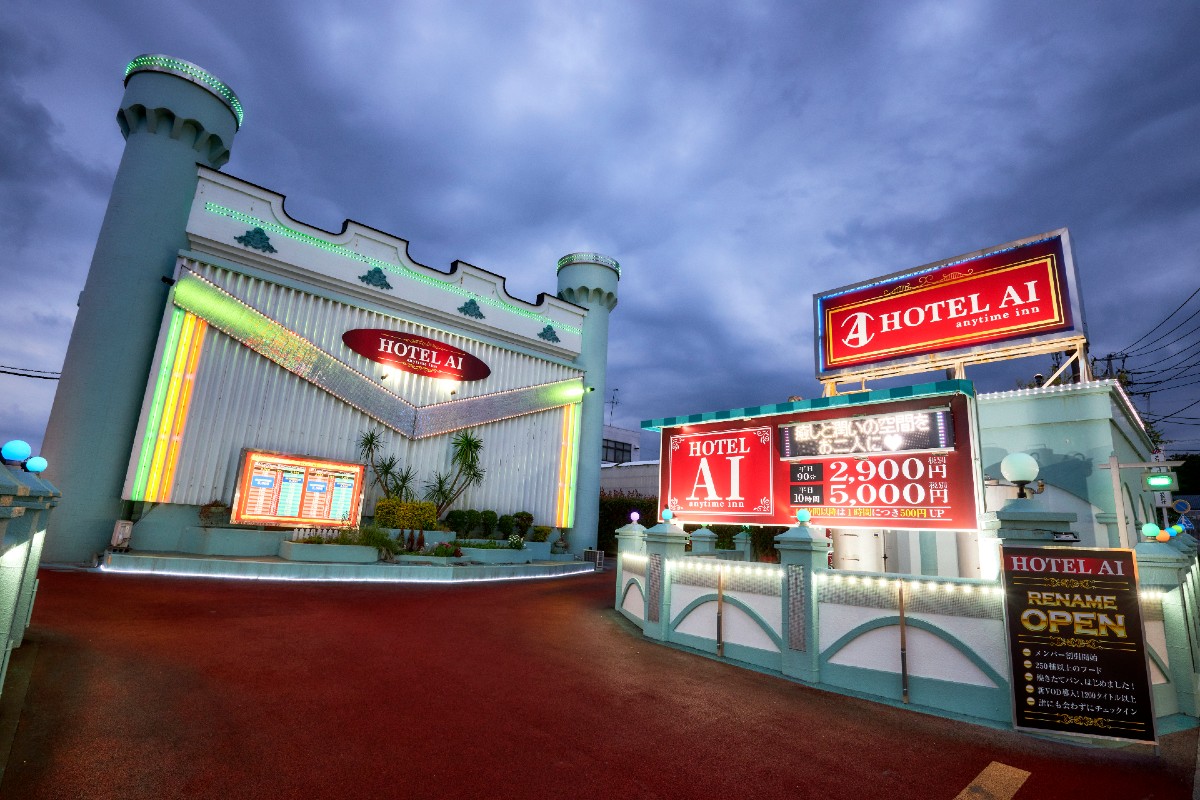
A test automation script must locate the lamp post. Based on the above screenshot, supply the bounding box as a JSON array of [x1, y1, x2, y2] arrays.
[[1100, 455, 1185, 548], [1000, 452, 1043, 499]]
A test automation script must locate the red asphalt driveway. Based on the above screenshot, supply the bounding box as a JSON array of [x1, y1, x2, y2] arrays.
[[1, 568, 1195, 799]]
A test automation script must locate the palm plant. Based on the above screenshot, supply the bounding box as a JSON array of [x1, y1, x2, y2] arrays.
[[424, 429, 486, 518], [358, 427, 413, 501]]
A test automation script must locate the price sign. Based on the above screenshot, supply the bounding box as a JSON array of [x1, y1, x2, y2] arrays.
[[788, 452, 969, 528], [231, 450, 366, 528], [660, 391, 980, 530]]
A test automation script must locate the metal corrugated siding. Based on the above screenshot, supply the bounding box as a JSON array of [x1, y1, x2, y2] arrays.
[[160, 262, 578, 522]]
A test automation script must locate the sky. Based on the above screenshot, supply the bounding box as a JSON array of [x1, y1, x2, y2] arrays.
[[1, 0, 1198, 460]]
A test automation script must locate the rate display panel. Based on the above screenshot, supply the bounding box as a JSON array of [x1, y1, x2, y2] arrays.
[[814, 230, 1085, 381], [230, 450, 366, 528], [659, 392, 979, 530], [1001, 547, 1156, 744]]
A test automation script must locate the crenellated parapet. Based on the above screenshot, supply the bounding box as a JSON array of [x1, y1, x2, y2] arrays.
[[557, 253, 619, 312], [117, 55, 242, 169], [117, 104, 233, 168]]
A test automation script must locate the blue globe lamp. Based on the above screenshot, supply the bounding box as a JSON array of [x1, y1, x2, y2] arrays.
[[2, 440, 32, 463]]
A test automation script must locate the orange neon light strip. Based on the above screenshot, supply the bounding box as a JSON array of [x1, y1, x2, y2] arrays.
[[159, 318, 207, 499], [145, 313, 196, 501], [555, 401, 579, 528]]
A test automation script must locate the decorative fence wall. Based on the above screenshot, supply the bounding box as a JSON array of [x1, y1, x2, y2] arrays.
[[1, 460, 59, 696], [614, 516, 1199, 734]]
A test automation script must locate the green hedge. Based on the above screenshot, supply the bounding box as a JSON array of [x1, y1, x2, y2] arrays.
[[375, 499, 438, 531], [596, 491, 780, 560], [597, 492, 659, 554]]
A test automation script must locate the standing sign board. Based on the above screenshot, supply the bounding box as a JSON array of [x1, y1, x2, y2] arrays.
[[1001, 546, 1156, 743], [814, 230, 1086, 382], [659, 390, 980, 530]]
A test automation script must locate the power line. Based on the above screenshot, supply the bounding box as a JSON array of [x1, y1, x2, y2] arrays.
[[1128, 374, 1200, 393], [1125, 337, 1200, 372], [1119, 283, 1200, 352], [1148, 394, 1200, 422], [0, 365, 61, 380], [1124, 310, 1200, 358]]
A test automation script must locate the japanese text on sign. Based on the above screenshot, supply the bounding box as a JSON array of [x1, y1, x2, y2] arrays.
[[1002, 547, 1156, 744], [231, 450, 366, 528], [778, 407, 954, 458]]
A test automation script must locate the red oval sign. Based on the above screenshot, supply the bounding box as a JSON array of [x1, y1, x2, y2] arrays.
[[342, 329, 491, 382]]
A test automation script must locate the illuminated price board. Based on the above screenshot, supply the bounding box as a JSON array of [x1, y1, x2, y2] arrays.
[[659, 392, 980, 530], [231, 450, 366, 528], [786, 452, 970, 528]]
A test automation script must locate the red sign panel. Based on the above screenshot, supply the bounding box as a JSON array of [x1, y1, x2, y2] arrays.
[[815, 233, 1079, 378], [667, 426, 776, 518], [342, 329, 490, 382], [659, 393, 979, 530]]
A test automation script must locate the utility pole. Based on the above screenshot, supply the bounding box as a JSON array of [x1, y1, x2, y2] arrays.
[[606, 388, 619, 425]]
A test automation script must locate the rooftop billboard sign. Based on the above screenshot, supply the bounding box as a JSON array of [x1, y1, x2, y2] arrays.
[[814, 230, 1086, 381]]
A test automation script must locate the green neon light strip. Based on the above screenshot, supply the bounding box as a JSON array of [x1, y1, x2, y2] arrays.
[[173, 271, 583, 438], [126, 55, 244, 127], [556, 252, 621, 277], [132, 307, 186, 500], [204, 202, 581, 336]]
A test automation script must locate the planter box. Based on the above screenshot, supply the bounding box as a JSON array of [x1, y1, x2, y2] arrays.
[[393, 553, 455, 565], [278, 540, 379, 563], [523, 540, 552, 560], [177, 527, 286, 557], [459, 546, 531, 565], [384, 529, 454, 547]]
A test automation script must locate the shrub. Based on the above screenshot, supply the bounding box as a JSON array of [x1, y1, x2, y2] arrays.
[[508, 534, 524, 550], [464, 509, 482, 537], [444, 509, 468, 535], [529, 526, 552, 543], [358, 524, 400, 555], [298, 524, 398, 555], [497, 514, 514, 538], [513, 511, 534, 537], [425, 541, 463, 558], [481, 510, 498, 538], [376, 499, 438, 532], [456, 539, 505, 549], [597, 491, 659, 554]]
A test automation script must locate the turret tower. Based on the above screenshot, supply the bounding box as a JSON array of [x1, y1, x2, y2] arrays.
[[40, 56, 242, 561], [556, 252, 620, 556]]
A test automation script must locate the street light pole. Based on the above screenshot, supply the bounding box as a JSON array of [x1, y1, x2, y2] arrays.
[[1098, 455, 1184, 548]]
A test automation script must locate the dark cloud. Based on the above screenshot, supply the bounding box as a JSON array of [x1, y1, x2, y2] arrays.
[[2, 0, 1198, 454]]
